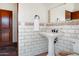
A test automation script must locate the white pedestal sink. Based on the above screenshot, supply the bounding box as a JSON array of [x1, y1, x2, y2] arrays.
[[39, 32, 61, 56]]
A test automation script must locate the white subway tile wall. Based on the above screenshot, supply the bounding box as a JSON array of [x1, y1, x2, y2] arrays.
[[19, 23, 79, 56], [19, 23, 48, 56], [54, 25, 79, 55]]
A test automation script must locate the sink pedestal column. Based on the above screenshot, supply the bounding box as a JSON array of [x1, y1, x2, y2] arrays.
[[47, 37, 55, 56], [39, 32, 60, 56]]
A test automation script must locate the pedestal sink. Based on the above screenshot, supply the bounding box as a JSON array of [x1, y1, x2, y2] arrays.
[[39, 32, 61, 56]]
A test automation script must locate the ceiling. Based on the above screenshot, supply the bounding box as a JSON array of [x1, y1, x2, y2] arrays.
[[42, 3, 64, 8]]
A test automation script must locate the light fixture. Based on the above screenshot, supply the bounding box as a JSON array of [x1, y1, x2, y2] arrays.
[[34, 15, 40, 20]]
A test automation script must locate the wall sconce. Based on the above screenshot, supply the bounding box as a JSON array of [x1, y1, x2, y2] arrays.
[[34, 15, 40, 20], [34, 15, 40, 31]]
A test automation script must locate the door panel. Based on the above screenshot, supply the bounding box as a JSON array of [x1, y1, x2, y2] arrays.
[[2, 16, 9, 29], [0, 10, 12, 47], [2, 31, 9, 46]]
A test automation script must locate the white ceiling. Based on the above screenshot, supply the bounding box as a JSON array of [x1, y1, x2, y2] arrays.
[[42, 3, 64, 8]]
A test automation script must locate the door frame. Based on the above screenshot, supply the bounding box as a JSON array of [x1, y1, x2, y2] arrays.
[[17, 3, 18, 56]]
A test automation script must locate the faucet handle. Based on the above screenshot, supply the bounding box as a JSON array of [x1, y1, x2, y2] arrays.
[[54, 37, 58, 44]]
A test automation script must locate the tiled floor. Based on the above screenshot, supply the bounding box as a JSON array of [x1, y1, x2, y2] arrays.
[[36, 52, 48, 56], [0, 43, 18, 56]]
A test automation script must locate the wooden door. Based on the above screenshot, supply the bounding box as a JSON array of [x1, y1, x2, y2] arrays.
[[0, 9, 12, 47]]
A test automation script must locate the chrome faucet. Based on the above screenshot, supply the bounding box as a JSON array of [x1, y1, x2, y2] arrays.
[[52, 29, 58, 33]]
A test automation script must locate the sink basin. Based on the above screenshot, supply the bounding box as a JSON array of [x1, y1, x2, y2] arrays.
[[39, 32, 61, 56], [39, 32, 60, 37]]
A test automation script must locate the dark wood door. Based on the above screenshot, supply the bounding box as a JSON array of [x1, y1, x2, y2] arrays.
[[0, 9, 12, 47]]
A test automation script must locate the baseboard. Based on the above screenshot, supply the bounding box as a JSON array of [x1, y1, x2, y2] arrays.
[[35, 52, 48, 56]]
